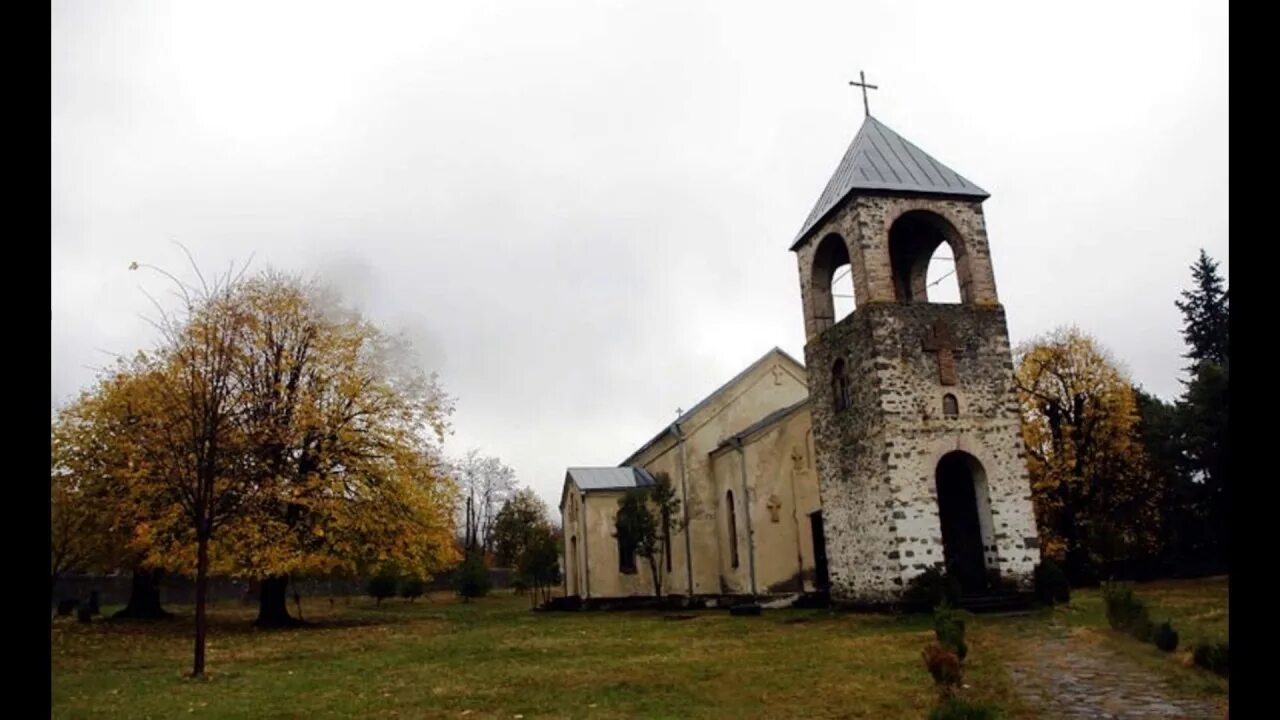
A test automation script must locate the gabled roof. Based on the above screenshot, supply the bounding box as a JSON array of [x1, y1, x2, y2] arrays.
[[560, 466, 655, 510], [712, 398, 810, 455], [566, 466, 656, 493], [792, 115, 988, 250], [619, 347, 806, 466]]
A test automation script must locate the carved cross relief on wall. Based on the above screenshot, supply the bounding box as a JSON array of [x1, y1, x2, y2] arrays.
[[921, 318, 958, 386]]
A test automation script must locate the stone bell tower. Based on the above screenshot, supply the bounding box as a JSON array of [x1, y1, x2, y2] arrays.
[[792, 108, 1041, 605]]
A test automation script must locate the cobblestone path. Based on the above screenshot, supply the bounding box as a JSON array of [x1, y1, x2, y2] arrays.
[[1003, 628, 1225, 719]]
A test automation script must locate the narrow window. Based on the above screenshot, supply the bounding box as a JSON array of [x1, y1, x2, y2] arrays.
[[569, 536, 578, 592], [943, 393, 959, 418], [663, 509, 673, 573], [617, 523, 636, 574], [832, 358, 850, 412], [727, 490, 740, 569]]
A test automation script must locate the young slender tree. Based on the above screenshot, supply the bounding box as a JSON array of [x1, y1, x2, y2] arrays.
[[124, 257, 259, 678], [516, 525, 561, 607], [614, 472, 684, 598]]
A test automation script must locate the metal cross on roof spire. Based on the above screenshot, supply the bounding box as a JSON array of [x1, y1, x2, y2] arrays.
[[849, 70, 878, 117]]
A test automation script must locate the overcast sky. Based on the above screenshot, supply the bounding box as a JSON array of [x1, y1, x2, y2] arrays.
[[52, 1, 1228, 513]]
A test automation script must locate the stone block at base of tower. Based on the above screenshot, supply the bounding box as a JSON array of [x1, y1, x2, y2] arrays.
[[805, 302, 1040, 606]]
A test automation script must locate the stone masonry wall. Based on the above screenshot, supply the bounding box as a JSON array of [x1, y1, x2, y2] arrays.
[[806, 308, 896, 602], [806, 302, 1040, 603]]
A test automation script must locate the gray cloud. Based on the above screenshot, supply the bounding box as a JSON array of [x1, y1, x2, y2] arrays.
[[51, 0, 1228, 511]]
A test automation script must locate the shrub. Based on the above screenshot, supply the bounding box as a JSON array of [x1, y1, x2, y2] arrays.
[[1102, 582, 1149, 635], [366, 573, 398, 606], [934, 604, 968, 662], [517, 529, 563, 607], [906, 566, 961, 610], [1153, 621, 1179, 652], [454, 551, 491, 601], [399, 576, 426, 603], [1192, 641, 1229, 677], [928, 699, 998, 720], [1033, 558, 1070, 606], [922, 643, 962, 691], [1129, 617, 1156, 643]]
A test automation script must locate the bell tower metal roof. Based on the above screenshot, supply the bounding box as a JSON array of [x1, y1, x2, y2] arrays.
[[792, 116, 988, 249]]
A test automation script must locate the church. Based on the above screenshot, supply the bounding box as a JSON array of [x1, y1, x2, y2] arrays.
[[559, 105, 1041, 606]]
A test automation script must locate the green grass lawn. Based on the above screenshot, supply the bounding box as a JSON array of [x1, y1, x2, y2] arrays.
[[1060, 575, 1229, 647], [51, 577, 1227, 719], [1041, 575, 1229, 700]]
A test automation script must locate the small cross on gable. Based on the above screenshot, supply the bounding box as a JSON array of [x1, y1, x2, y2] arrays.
[[921, 318, 959, 386]]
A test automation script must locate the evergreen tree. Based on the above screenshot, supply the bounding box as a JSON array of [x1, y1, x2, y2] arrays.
[[491, 488, 552, 568], [1172, 249, 1229, 569], [1174, 249, 1229, 367], [453, 550, 491, 602], [1178, 362, 1229, 567], [516, 527, 561, 607], [1134, 387, 1206, 567]]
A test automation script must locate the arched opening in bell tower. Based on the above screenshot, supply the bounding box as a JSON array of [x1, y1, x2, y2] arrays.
[[810, 233, 855, 330], [889, 210, 968, 304]]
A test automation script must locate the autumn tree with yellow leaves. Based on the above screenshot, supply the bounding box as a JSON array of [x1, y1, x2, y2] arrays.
[[51, 364, 180, 619], [50, 258, 459, 677], [218, 273, 458, 627], [51, 414, 113, 592], [1015, 327, 1162, 583]]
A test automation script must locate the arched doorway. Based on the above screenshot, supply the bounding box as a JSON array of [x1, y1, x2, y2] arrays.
[[934, 451, 990, 594]]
